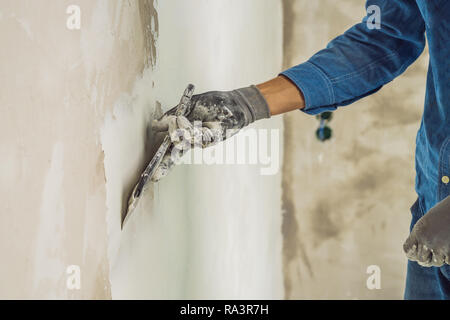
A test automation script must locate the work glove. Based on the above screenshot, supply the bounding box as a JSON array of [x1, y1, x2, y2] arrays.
[[151, 85, 271, 182], [403, 195, 450, 267]]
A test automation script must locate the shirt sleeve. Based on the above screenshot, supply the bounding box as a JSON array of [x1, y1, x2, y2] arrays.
[[281, 0, 426, 115]]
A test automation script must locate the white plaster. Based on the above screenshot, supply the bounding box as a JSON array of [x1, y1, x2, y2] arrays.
[[15, 16, 33, 40], [101, 0, 284, 299], [33, 142, 66, 298], [80, 0, 115, 86]]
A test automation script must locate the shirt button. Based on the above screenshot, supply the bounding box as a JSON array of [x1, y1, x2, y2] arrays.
[[442, 176, 450, 184]]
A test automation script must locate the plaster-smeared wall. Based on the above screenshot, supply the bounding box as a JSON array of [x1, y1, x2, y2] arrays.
[[102, 0, 284, 299], [1, 0, 284, 299], [281, 0, 427, 299], [0, 0, 152, 299]]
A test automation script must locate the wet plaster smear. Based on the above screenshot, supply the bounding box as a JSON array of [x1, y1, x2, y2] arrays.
[[0, 0, 150, 299], [101, 1, 284, 299], [0, 0, 282, 299]]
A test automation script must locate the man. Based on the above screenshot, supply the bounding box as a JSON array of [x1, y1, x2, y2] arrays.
[[152, 0, 449, 299]]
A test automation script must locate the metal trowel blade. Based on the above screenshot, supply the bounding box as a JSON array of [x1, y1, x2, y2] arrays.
[[121, 84, 195, 229]]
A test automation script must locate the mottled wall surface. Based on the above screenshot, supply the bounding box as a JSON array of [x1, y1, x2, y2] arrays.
[[0, 0, 284, 299], [0, 0, 151, 299], [281, 0, 428, 299], [104, 0, 284, 299]]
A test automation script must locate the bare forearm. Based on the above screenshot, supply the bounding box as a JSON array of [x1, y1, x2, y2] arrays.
[[256, 75, 305, 116]]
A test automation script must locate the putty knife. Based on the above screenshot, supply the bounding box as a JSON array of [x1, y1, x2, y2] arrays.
[[122, 84, 195, 228]]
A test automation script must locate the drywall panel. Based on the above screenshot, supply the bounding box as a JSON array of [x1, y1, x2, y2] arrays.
[[101, 0, 284, 299], [0, 0, 150, 298], [0, 0, 283, 299]]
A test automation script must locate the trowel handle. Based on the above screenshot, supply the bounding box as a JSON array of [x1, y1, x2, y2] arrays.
[[123, 84, 197, 227], [133, 84, 195, 197], [175, 84, 195, 117]]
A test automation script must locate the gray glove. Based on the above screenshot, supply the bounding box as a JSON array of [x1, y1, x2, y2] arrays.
[[403, 195, 450, 267], [151, 85, 270, 182]]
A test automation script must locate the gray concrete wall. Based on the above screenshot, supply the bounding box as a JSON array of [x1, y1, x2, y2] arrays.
[[281, 0, 428, 299]]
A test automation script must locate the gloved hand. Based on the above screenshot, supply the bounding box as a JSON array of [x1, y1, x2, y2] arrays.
[[403, 195, 450, 267], [151, 85, 270, 182]]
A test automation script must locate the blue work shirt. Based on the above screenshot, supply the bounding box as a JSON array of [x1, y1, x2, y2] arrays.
[[281, 0, 449, 214]]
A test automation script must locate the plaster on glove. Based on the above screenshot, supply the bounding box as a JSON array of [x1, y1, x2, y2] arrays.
[[403, 195, 450, 267], [151, 85, 270, 182]]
